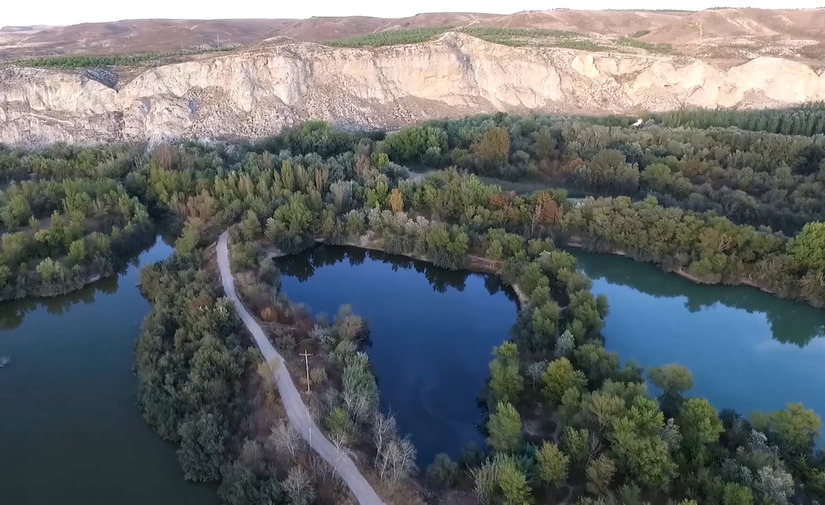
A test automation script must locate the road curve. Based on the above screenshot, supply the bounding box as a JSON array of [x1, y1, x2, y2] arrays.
[[217, 232, 388, 505]]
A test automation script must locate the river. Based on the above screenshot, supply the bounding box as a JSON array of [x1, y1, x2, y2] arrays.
[[572, 250, 825, 429], [275, 246, 519, 465], [0, 237, 216, 505]]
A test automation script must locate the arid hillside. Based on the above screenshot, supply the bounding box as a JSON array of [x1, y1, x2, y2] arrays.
[[1, 9, 824, 145], [3, 9, 825, 62]]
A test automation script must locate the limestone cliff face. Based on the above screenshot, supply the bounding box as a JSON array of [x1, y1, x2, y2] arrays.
[[2, 33, 824, 146]]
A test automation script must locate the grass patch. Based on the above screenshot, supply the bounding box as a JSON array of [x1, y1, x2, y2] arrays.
[[323, 26, 609, 51], [13, 47, 237, 69], [460, 27, 609, 51], [616, 36, 673, 54], [325, 27, 452, 48]]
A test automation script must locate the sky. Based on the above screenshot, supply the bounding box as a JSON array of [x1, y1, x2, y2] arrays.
[[2, 0, 824, 27]]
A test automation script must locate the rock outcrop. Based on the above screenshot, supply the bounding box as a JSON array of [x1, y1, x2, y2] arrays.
[[2, 33, 824, 146]]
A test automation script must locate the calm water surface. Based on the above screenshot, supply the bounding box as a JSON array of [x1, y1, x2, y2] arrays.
[[280, 246, 825, 463], [0, 237, 216, 505], [572, 251, 825, 426], [276, 246, 519, 464]]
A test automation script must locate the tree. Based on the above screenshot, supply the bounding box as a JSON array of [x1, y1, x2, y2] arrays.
[[499, 458, 533, 505], [372, 411, 398, 467], [586, 454, 615, 495], [474, 127, 511, 170], [267, 421, 303, 463], [530, 192, 561, 236], [537, 441, 569, 489], [389, 188, 404, 213], [326, 407, 354, 448], [218, 461, 283, 505], [177, 411, 226, 482], [649, 363, 694, 415], [427, 453, 459, 488], [788, 222, 825, 272], [378, 436, 417, 483], [543, 357, 586, 404], [722, 482, 754, 505], [608, 397, 674, 489], [282, 466, 315, 505], [678, 398, 723, 454], [489, 342, 524, 405], [562, 427, 591, 467], [341, 353, 378, 423], [487, 402, 523, 453], [578, 149, 639, 194], [751, 402, 822, 454]]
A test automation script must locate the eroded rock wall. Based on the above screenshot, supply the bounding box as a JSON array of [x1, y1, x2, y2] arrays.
[[2, 33, 824, 146]]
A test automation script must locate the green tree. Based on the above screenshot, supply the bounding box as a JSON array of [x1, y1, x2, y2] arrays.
[[326, 407, 355, 447], [649, 363, 693, 415], [562, 427, 590, 467], [426, 453, 459, 488], [499, 457, 533, 505], [722, 482, 754, 505], [218, 461, 284, 505], [542, 357, 586, 404], [678, 398, 723, 453], [788, 222, 825, 271], [586, 454, 615, 495], [752, 402, 822, 454], [537, 441, 569, 489], [177, 411, 226, 482], [608, 397, 674, 489], [489, 342, 524, 405], [487, 402, 523, 453]]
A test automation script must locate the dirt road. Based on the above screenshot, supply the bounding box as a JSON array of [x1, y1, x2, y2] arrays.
[[217, 232, 387, 505]]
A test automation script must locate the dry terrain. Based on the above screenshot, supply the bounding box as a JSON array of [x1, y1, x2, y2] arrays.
[[1, 9, 824, 146], [3, 9, 825, 62]]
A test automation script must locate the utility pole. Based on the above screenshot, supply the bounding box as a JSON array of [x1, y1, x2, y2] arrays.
[[299, 350, 313, 394]]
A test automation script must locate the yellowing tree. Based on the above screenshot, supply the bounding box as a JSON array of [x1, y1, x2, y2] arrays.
[[389, 188, 404, 213], [474, 127, 511, 170]]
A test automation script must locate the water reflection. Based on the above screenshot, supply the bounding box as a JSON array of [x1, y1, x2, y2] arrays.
[[570, 249, 825, 434], [572, 251, 825, 347], [0, 236, 215, 505], [0, 276, 120, 330], [277, 246, 511, 300]]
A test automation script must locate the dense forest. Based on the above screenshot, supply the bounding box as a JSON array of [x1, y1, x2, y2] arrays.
[[0, 145, 155, 299], [2, 112, 825, 505]]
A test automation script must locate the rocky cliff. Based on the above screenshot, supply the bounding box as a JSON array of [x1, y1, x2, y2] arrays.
[[2, 33, 824, 146]]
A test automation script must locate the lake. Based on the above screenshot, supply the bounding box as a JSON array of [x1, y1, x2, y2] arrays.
[[275, 246, 519, 465], [572, 250, 825, 429], [0, 237, 216, 505], [279, 246, 825, 465], [7, 239, 821, 499]]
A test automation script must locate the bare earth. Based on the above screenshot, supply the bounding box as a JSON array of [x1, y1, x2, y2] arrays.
[[2, 9, 825, 146], [217, 232, 387, 505], [2, 9, 825, 62]]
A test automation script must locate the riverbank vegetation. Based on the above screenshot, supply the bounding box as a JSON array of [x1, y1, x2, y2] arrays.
[[0, 173, 154, 300], [4, 111, 825, 504]]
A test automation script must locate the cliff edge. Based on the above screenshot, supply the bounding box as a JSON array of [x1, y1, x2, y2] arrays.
[[2, 33, 824, 146]]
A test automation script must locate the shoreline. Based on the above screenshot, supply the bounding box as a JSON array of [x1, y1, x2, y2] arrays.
[[264, 232, 531, 309], [564, 240, 779, 297]]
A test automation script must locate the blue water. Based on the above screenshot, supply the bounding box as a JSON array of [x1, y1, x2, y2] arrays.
[[573, 250, 825, 428], [0, 237, 217, 505], [276, 246, 518, 464]]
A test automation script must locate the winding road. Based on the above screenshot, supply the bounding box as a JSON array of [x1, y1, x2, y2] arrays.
[[217, 232, 388, 505]]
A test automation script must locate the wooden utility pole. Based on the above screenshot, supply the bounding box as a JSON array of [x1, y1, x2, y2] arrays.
[[300, 350, 313, 394]]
